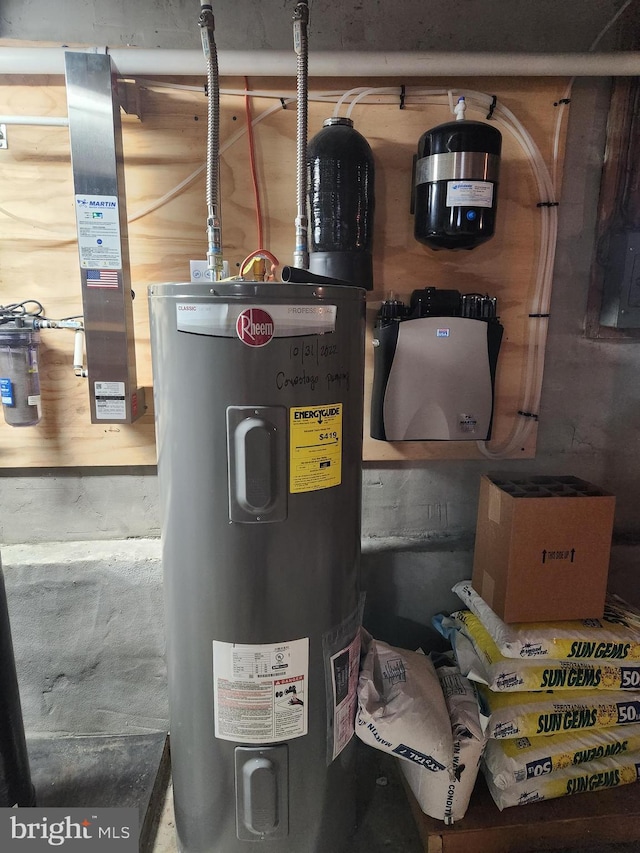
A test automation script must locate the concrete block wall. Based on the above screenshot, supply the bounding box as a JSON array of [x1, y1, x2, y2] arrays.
[[2, 541, 167, 736], [3, 537, 471, 735], [3, 537, 638, 735]]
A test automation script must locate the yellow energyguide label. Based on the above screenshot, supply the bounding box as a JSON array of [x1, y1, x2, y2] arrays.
[[289, 403, 343, 494]]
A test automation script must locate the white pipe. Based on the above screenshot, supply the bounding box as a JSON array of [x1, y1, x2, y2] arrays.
[[0, 115, 68, 126], [1, 48, 640, 77]]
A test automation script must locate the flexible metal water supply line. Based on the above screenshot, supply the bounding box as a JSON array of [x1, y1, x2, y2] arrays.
[[292, 1, 309, 270], [199, 1, 224, 280]]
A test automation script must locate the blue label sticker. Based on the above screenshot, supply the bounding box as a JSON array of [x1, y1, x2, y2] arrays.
[[0, 378, 14, 406], [392, 743, 446, 772], [436, 328, 450, 338]]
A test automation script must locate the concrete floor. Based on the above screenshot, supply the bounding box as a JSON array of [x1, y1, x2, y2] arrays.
[[26, 732, 169, 850], [29, 731, 637, 853]]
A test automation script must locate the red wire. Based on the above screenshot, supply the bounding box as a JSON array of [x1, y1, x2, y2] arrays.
[[244, 76, 264, 250]]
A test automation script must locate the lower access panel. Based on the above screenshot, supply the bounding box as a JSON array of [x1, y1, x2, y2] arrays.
[[235, 745, 289, 841]]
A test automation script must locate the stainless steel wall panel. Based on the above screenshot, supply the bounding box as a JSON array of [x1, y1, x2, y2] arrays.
[[65, 51, 143, 423]]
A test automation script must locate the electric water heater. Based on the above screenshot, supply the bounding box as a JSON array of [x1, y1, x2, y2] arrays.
[[413, 119, 502, 250], [149, 281, 365, 853], [370, 287, 503, 441]]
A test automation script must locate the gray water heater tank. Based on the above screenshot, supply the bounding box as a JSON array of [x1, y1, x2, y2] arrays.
[[148, 281, 365, 853]]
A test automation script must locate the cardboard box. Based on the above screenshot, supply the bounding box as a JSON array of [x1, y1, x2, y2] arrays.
[[472, 474, 615, 623]]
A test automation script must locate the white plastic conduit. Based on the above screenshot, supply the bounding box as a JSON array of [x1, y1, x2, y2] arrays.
[[0, 115, 69, 126], [1, 48, 640, 77]]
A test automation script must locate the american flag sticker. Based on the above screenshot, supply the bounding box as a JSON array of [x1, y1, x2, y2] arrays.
[[86, 269, 120, 288]]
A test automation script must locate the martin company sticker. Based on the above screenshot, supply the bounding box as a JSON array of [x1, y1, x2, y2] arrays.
[[0, 808, 138, 852], [74, 195, 122, 270]]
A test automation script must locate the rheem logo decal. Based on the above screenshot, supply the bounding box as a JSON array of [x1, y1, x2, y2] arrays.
[[236, 308, 275, 347]]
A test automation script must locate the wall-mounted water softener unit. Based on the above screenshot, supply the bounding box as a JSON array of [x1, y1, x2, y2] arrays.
[[149, 281, 365, 853], [370, 287, 503, 441], [0, 324, 41, 427], [307, 117, 375, 290], [413, 108, 502, 250]]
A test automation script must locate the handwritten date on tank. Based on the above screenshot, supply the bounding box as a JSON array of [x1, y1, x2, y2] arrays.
[[289, 338, 339, 366]]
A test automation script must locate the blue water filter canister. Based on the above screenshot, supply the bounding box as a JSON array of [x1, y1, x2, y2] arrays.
[[0, 326, 42, 427]]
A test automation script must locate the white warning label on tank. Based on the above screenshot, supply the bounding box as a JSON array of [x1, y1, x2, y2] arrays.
[[213, 637, 309, 743], [446, 180, 494, 208]]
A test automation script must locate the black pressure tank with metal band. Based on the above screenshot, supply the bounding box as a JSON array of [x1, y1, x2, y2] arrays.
[[413, 119, 502, 250], [307, 117, 375, 290]]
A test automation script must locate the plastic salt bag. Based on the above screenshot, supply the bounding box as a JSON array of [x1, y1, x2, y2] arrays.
[[484, 722, 640, 790], [435, 610, 640, 692], [452, 581, 640, 661]]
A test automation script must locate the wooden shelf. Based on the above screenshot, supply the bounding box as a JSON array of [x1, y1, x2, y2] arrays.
[[403, 773, 640, 853]]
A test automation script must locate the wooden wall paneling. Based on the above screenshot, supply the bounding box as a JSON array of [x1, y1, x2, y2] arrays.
[[0, 74, 569, 467]]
